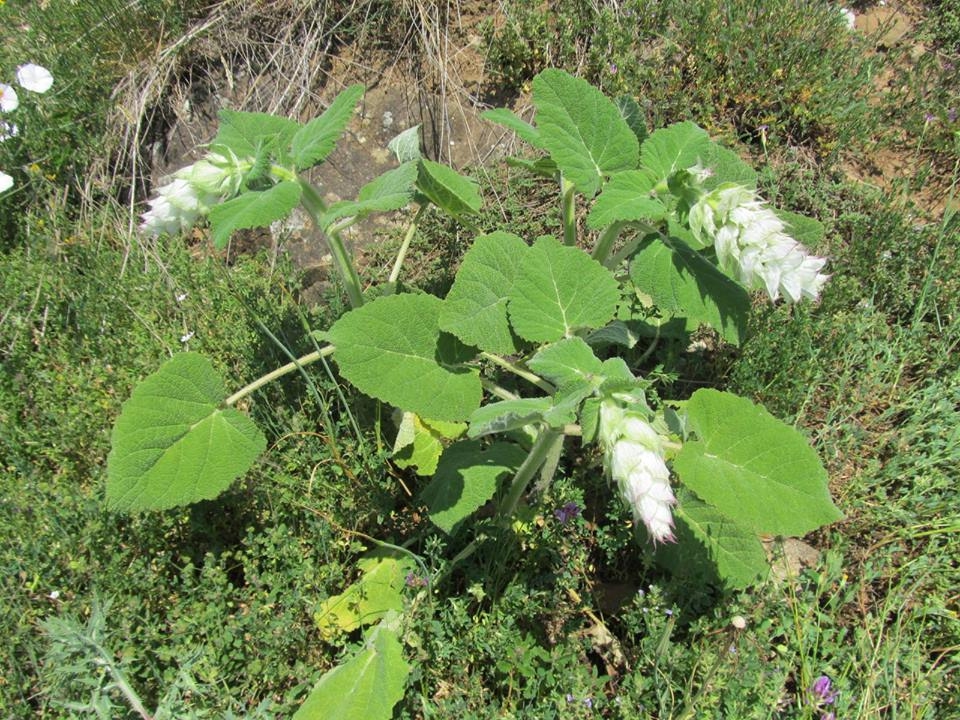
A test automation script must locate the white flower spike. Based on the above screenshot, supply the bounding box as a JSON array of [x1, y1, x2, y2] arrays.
[[688, 183, 829, 302], [140, 149, 247, 236], [599, 400, 677, 545], [16, 64, 53, 93]]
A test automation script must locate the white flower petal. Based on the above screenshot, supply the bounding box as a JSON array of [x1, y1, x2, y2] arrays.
[[0, 84, 19, 112], [16, 63, 54, 93], [0, 171, 13, 193]]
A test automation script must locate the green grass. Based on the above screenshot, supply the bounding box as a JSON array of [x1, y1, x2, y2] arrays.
[[483, 0, 878, 156], [1, 0, 959, 717]]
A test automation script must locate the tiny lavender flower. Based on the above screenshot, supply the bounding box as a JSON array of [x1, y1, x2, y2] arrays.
[[808, 674, 839, 719], [404, 572, 428, 588], [810, 675, 839, 705], [688, 183, 829, 302], [554, 501, 581, 525], [599, 400, 676, 544]]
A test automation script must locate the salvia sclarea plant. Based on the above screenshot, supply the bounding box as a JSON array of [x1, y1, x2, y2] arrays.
[[108, 70, 841, 718]]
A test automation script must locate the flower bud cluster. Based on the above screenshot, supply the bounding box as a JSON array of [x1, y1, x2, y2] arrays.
[[599, 400, 676, 545], [688, 183, 829, 303], [139, 148, 246, 237]]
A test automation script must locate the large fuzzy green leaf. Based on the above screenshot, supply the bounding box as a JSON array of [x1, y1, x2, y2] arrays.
[[466, 398, 553, 439], [629, 236, 750, 345], [319, 162, 418, 229], [675, 390, 843, 535], [213, 109, 301, 159], [439, 231, 528, 354], [294, 620, 409, 720], [314, 552, 414, 638], [419, 440, 527, 533], [208, 181, 302, 248], [327, 293, 482, 421], [507, 236, 620, 343], [416, 159, 482, 217], [532, 69, 639, 195], [291, 84, 364, 170], [527, 337, 604, 387], [106, 353, 266, 512], [657, 489, 769, 589], [639, 122, 712, 185], [481, 108, 543, 147], [392, 412, 466, 476], [587, 169, 667, 229]]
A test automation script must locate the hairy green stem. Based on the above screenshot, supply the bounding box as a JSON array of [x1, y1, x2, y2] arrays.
[[560, 176, 577, 246], [480, 352, 555, 394], [604, 220, 662, 268], [480, 377, 520, 402], [591, 221, 628, 264], [389, 205, 427, 284], [298, 178, 365, 308], [499, 428, 562, 521], [224, 346, 335, 406]]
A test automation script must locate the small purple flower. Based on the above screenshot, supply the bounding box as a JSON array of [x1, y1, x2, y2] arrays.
[[949, 108, 957, 123], [925, 112, 936, 123], [554, 501, 581, 525], [821, 713, 836, 720], [583, 697, 593, 709], [809, 675, 839, 707], [405, 572, 428, 588], [609, 63, 618, 75], [566, 693, 575, 703]]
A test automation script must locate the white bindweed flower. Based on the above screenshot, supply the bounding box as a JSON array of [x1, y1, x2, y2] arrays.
[[16, 64, 54, 93], [0, 171, 13, 193], [0, 83, 19, 112], [688, 183, 829, 302], [599, 400, 677, 544]]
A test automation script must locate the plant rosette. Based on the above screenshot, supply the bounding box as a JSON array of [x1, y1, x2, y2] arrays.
[[108, 69, 843, 720]]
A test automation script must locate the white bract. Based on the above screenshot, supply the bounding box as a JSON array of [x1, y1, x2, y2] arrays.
[[0, 171, 13, 193], [688, 183, 829, 302], [599, 400, 676, 544], [140, 149, 247, 236]]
